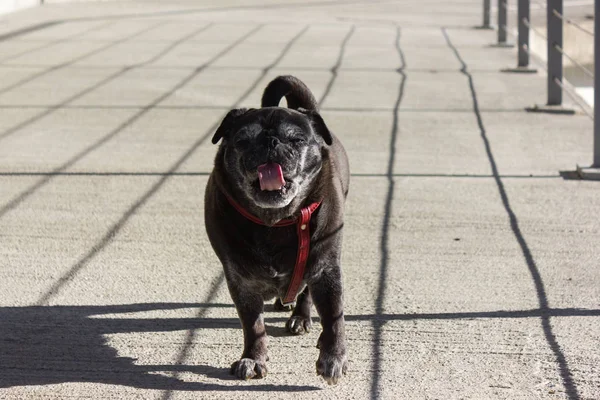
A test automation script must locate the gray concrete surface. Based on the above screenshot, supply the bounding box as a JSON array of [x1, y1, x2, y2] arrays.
[[1, 1, 599, 399], [0, 0, 39, 16]]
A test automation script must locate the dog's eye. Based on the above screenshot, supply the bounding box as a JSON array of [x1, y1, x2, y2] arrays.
[[290, 138, 305, 144]]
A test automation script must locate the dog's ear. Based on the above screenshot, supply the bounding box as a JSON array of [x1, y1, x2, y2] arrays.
[[211, 108, 248, 144], [298, 108, 333, 146]]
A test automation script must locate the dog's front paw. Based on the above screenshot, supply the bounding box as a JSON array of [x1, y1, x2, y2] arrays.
[[286, 315, 312, 335], [316, 350, 347, 385], [230, 358, 268, 380]]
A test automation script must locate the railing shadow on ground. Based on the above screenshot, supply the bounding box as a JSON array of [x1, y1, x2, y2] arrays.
[[1, 302, 598, 391], [0, 302, 319, 392], [443, 26, 584, 400]]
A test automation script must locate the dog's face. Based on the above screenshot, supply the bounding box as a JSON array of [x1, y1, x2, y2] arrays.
[[212, 107, 332, 209]]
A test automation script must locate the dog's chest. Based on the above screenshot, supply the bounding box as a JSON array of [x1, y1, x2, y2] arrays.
[[248, 227, 298, 274]]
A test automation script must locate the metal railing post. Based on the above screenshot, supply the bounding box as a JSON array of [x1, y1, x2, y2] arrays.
[[502, 0, 536, 72], [518, 0, 530, 66], [484, 0, 491, 28], [594, 0, 600, 167], [547, 0, 563, 105], [498, 0, 508, 43], [526, 0, 573, 112], [478, 0, 493, 29]]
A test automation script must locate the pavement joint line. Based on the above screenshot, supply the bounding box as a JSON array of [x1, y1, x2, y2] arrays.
[[0, 21, 170, 97], [24, 17, 303, 331], [157, 25, 312, 400], [442, 26, 580, 400], [0, 20, 116, 64], [0, 64, 523, 74], [0, 24, 266, 222], [58, 0, 399, 23], [0, 104, 531, 113], [209, 24, 311, 111], [370, 24, 406, 400], [0, 43, 502, 51], [1, 24, 268, 229], [141, 23, 339, 397], [0, 22, 215, 143], [0, 40, 483, 49], [1, 6, 597, 398], [0, 67, 134, 143], [0, 172, 564, 178]]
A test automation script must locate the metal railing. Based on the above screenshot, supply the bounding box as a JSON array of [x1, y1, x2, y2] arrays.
[[484, 0, 599, 176]]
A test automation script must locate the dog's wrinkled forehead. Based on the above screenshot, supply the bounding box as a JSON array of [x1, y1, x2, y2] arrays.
[[235, 108, 308, 137], [211, 106, 332, 145]]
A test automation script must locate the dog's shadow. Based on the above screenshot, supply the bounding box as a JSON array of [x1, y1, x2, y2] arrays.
[[0, 303, 318, 392]]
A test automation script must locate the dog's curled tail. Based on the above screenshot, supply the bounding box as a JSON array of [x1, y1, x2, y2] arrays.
[[261, 75, 318, 111]]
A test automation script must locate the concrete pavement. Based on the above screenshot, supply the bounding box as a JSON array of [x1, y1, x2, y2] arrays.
[[0, 1, 599, 399]]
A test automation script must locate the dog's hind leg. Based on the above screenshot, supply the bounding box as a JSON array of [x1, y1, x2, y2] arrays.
[[285, 286, 312, 335]]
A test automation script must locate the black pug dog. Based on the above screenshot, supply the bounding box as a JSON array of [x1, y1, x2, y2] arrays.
[[205, 75, 349, 384]]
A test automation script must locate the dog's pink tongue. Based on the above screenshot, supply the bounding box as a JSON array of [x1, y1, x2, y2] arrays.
[[258, 163, 285, 191]]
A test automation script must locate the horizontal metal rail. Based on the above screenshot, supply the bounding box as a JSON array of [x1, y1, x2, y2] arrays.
[[522, 17, 547, 40], [532, 0, 595, 38], [554, 44, 595, 79], [553, 77, 594, 119], [552, 8, 594, 37]]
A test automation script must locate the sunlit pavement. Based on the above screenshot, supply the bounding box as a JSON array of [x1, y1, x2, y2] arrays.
[[1, 1, 599, 399]]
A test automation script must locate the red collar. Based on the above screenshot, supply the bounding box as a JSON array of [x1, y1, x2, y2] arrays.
[[225, 194, 321, 306]]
